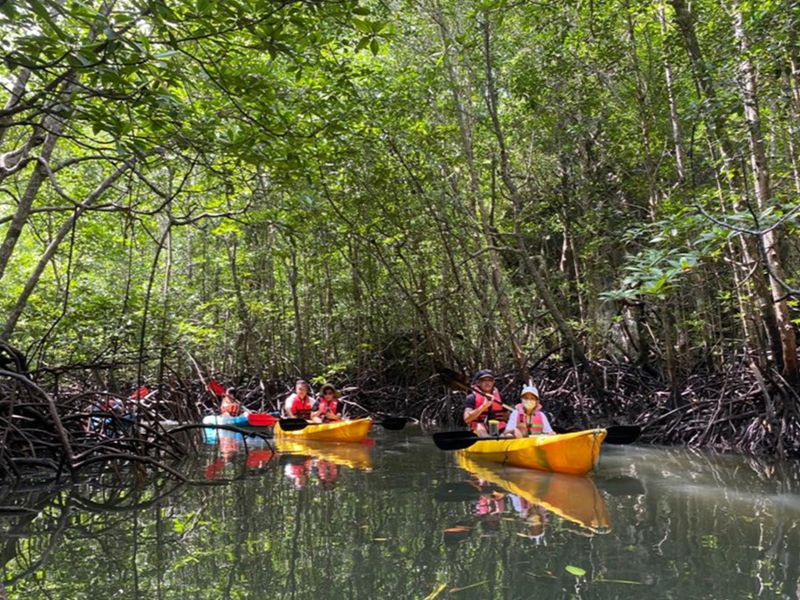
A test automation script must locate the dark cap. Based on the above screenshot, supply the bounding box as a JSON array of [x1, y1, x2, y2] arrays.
[[472, 369, 495, 382]]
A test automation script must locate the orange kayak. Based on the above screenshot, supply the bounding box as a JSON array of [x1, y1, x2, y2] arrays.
[[457, 429, 606, 476]]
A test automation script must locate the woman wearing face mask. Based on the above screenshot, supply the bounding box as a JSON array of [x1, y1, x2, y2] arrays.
[[504, 384, 554, 438]]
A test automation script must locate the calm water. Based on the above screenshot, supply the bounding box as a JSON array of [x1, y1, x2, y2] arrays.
[[2, 427, 800, 599]]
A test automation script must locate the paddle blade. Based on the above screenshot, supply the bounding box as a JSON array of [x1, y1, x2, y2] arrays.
[[552, 424, 641, 445], [432, 430, 480, 451], [379, 416, 407, 430], [436, 367, 470, 392], [129, 385, 149, 400], [278, 418, 309, 432], [207, 379, 226, 397], [247, 413, 278, 427], [605, 425, 641, 445]]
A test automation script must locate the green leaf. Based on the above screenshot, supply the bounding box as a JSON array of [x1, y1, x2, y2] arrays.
[[370, 39, 380, 55], [28, 0, 69, 40], [352, 17, 372, 33], [565, 565, 586, 577]]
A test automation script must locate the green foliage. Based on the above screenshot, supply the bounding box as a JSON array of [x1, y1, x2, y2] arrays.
[[0, 0, 798, 379]]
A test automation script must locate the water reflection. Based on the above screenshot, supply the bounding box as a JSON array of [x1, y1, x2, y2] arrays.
[[434, 454, 610, 548], [2, 434, 800, 598], [275, 439, 373, 490]]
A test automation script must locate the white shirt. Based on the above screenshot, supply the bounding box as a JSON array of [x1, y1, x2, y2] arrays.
[[505, 407, 554, 434]]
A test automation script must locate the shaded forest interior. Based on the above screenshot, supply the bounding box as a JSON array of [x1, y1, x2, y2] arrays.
[[1, 0, 799, 473]]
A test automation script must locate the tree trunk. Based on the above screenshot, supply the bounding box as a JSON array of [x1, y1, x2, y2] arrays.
[[732, 6, 798, 383], [1, 157, 137, 340], [479, 14, 603, 391]]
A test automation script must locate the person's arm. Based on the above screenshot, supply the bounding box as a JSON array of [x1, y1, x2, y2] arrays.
[[310, 400, 322, 420], [505, 409, 519, 431], [463, 394, 489, 424], [284, 395, 295, 418], [540, 411, 554, 434]]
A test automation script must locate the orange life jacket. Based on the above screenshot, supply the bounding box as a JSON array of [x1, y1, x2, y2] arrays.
[[471, 389, 506, 430], [514, 403, 545, 436], [220, 401, 240, 416]]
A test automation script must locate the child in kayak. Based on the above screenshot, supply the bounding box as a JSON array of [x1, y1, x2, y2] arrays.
[[505, 384, 554, 437], [311, 382, 342, 423], [220, 387, 249, 417]]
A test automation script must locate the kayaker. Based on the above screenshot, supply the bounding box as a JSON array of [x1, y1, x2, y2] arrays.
[[504, 384, 554, 437], [284, 379, 313, 419], [463, 369, 508, 437], [220, 387, 249, 417], [311, 383, 342, 423]]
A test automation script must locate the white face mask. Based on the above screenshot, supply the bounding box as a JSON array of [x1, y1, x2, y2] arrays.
[[522, 400, 537, 411]]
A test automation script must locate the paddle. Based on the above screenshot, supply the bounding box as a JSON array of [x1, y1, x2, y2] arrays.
[[433, 425, 639, 450], [247, 413, 400, 433], [433, 430, 492, 451], [553, 424, 641, 445], [236, 413, 309, 432], [437, 368, 516, 412], [374, 416, 407, 430], [335, 397, 408, 430]]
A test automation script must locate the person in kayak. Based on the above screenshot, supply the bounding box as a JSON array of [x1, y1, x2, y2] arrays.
[[311, 382, 342, 423], [284, 380, 313, 419], [463, 369, 508, 437], [504, 384, 554, 437], [220, 387, 249, 417]]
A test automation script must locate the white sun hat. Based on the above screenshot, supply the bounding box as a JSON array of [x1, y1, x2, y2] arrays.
[[521, 384, 540, 399]]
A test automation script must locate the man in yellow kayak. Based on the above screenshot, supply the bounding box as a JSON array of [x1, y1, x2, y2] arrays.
[[284, 380, 313, 419], [504, 384, 554, 437], [463, 369, 509, 437]]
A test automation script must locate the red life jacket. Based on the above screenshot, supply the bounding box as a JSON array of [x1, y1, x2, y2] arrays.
[[288, 394, 312, 419], [220, 401, 240, 416], [471, 389, 506, 430], [317, 398, 339, 420], [514, 404, 545, 436]]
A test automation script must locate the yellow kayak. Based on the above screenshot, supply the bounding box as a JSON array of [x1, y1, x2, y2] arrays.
[[456, 454, 611, 533], [457, 429, 606, 476], [275, 438, 373, 471], [275, 417, 373, 442]]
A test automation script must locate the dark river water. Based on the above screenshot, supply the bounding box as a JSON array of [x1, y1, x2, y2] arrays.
[[2, 427, 800, 599]]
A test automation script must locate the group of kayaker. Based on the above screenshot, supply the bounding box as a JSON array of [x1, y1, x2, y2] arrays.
[[218, 380, 345, 424], [218, 368, 548, 438], [282, 380, 344, 423], [463, 369, 554, 438]]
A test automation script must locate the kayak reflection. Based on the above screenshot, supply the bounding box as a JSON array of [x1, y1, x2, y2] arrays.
[[203, 431, 274, 480], [276, 438, 374, 489], [274, 439, 373, 471], [455, 454, 611, 535]]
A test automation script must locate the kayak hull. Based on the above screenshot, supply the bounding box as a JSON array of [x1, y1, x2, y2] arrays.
[[456, 454, 611, 533], [275, 418, 373, 443], [457, 429, 606, 476], [202, 414, 250, 443]]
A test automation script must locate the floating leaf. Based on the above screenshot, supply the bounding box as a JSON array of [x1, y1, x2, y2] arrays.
[[443, 526, 471, 533]]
